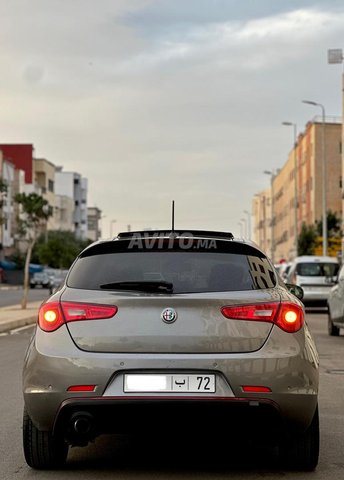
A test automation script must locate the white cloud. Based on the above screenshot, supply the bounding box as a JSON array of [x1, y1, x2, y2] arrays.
[[0, 3, 343, 237], [115, 8, 344, 74]]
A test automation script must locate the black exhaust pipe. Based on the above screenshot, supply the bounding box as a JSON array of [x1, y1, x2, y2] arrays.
[[71, 412, 93, 436]]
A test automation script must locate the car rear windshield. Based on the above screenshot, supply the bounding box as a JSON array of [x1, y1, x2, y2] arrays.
[[67, 242, 276, 293], [296, 262, 339, 277]]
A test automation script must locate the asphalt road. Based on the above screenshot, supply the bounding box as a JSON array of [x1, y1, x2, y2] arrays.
[[1, 311, 344, 479], [0, 288, 50, 307]]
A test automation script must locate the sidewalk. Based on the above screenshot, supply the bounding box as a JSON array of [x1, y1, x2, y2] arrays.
[[0, 301, 41, 333]]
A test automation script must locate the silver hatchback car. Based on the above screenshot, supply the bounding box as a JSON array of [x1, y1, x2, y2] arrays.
[[22, 230, 319, 470], [287, 255, 339, 307]]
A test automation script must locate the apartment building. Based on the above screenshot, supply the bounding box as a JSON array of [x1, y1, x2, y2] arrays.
[[252, 187, 272, 259], [33, 158, 56, 230], [87, 207, 102, 242], [55, 168, 88, 240], [0, 152, 16, 251], [54, 195, 75, 232], [253, 118, 342, 262]]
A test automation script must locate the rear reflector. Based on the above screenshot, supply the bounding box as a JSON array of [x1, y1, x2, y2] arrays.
[[67, 385, 96, 392], [242, 386, 272, 393], [38, 302, 118, 332], [221, 301, 304, 333]]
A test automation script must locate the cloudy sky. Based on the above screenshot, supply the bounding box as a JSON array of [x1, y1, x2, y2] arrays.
[[0, 0, 343, 237]]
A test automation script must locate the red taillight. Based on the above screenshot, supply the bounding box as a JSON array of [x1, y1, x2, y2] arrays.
[[38, 301, 118, 332], [61, 302, 117, 322], [38, 302, 64, 332], [67, 385, 96, 392], [221, 302, 304, 333], [276, 302, 304, 333], [242, 386, 272, 393], [221, 303, 279, 322]]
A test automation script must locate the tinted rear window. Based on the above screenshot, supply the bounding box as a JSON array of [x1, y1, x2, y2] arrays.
[[67, 248, 276, 293], [296, 262, 339, 277]]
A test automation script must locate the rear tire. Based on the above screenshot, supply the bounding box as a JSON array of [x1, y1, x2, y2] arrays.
[[23, 407, 68, 469], [279, 405, 319, 471], [328, 309, 340, 336]]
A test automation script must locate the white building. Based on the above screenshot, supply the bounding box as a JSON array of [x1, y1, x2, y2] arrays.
[[1, 157, 15, 248], [55, 168, 88, 239], [87, 207, 102, 242], [54, 195, 75, 232]]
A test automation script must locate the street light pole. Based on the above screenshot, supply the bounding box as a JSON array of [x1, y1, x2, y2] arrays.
[[110, 219, 117, 238], [282, 121, 298, 258], [244, 210, 251, 240], [240, 218, 247, 238], [264, 170, 275, 262], [302, 100, 328, 256], [328, 48, 344, 260], [238, 221, 243, 238]]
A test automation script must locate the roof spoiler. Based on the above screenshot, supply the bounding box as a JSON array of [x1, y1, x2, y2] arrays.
[[116, 230, 234, 241]]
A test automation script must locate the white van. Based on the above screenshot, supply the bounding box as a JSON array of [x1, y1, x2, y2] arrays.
[[287, 255, 339, 307]]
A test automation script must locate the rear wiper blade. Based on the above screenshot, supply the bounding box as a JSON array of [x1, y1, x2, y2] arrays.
[[99, 281, 174, 293]]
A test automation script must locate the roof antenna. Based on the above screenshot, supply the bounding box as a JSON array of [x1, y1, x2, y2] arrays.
[[171, 200, 175, 232]]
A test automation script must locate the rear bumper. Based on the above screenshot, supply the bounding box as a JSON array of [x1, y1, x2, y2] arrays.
[[23, 324, 319, 437], [55, 396, 285, 445], [302, 288, 332, 305]]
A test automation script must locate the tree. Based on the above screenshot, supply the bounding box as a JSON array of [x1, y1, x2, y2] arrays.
[[32, 230, 91, 269], [297, 223, 317, 256], [14, 193, 51, 309], [315, 210, 341, 237]]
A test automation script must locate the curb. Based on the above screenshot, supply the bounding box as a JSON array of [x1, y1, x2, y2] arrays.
[[0, 301, 41, 333], [0, 315, 37, 333], [0, 285, 21, 291]]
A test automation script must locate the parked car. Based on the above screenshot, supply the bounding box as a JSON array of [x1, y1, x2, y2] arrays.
[[287, 255, 339, 307], [327, 263, 344, 336], [279, 262, 292, 282], [48, 269, 69, 291], [22, 230, 319, 470], [29, 272, 53, 290]]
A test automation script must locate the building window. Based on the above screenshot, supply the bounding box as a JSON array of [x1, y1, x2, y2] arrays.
[[340, 142, 342, 154], [48, 180, 54, 192], [74, 178, 79, 185]]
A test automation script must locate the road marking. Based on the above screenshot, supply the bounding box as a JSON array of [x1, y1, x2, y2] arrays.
[[10, 324, 35, 334]]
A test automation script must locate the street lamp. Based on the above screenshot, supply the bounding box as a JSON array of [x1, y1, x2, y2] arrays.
[[302, 100, 327, 256], [264, 170, 275, 262], [240, 218, 247, 238], [243, 210, 251, 240], [110, 219, 117, 238], [282, 121, 298, 258], [328, 48, 344, 260], [237, 221, 243, 238]]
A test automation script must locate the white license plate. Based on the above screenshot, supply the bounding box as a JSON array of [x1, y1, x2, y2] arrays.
[[124, 374, 216, 393]]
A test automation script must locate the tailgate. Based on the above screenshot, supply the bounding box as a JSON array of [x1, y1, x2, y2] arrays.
[[61, 289, 277, 354]]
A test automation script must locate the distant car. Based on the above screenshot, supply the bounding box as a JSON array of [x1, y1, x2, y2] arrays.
[[327, 264, 344, 335], [23, 230, 319, 470], [287, 255, 339, 307], [29, 272, 53, 289], [47, 269, 69, 291], [279, 262, 292, 282], [0, 267, 6, 283]]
